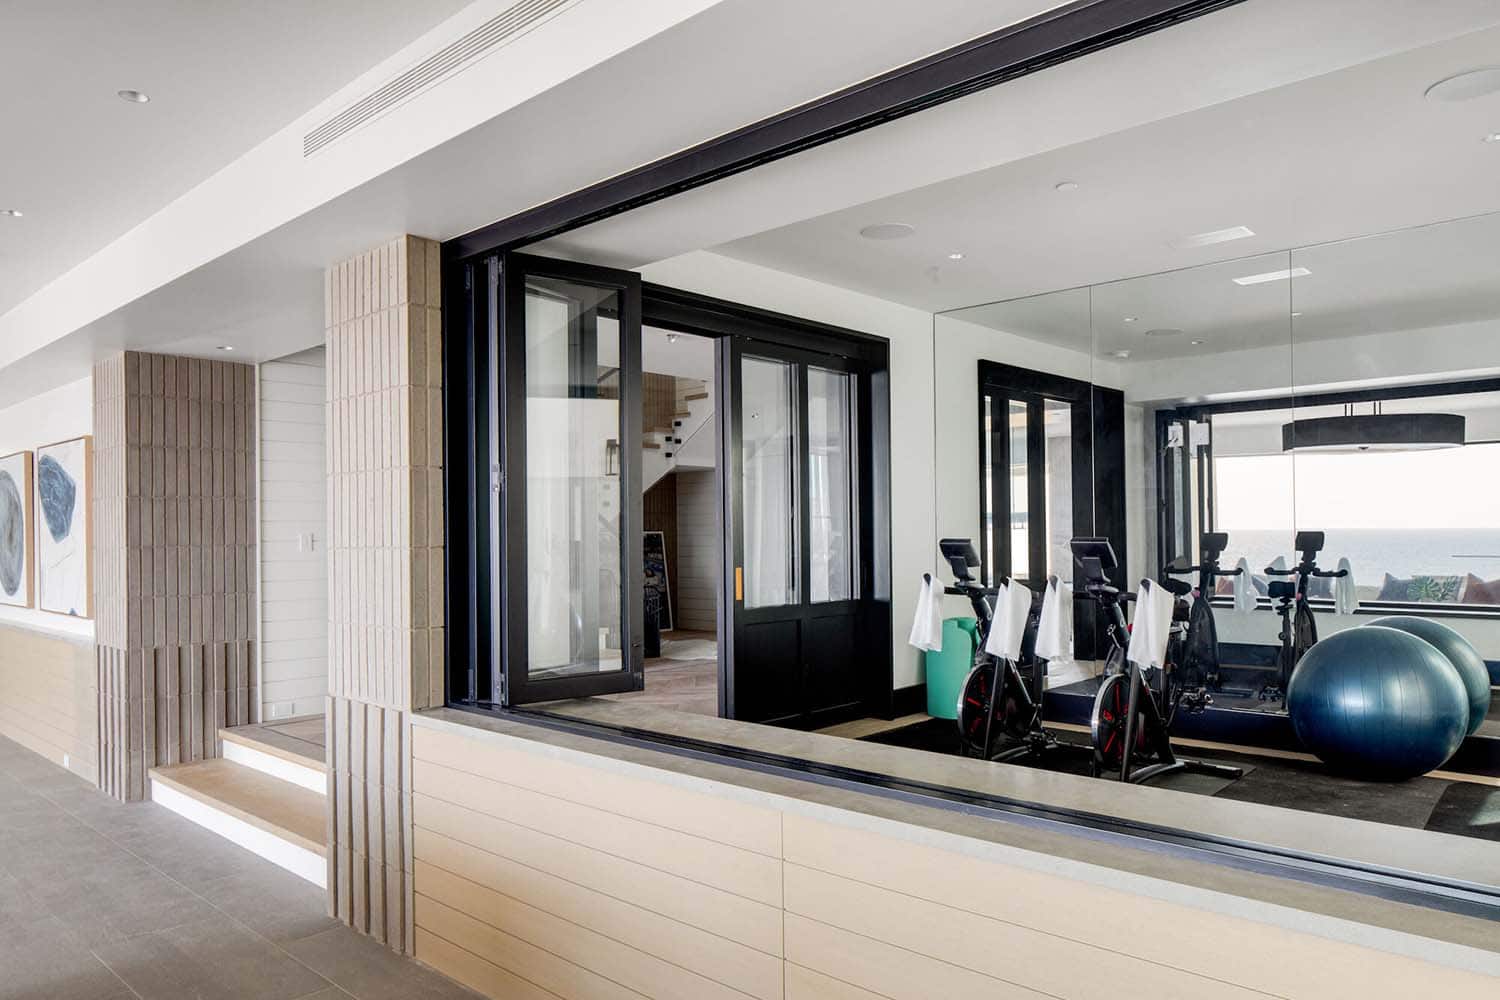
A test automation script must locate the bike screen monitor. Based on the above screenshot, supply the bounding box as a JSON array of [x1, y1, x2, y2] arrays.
[[1201, 532, 1228, 560], [939, 538, 981, 583], [1071, 538, 1117, 586], [1294, 530, 1325, 557]]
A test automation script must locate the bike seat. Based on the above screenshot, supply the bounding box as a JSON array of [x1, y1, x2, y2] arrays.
[[1159, 578, 1192, 598]]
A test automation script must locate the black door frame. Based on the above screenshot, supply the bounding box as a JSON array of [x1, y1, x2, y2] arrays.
[[494, 252, 647, 706]]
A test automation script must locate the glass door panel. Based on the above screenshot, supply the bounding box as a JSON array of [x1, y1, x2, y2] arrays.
[[1008, 399, 1031, 580], [740, 357, 799, 609], [500, 254, 643, 705], [807, 367, 856, 604]]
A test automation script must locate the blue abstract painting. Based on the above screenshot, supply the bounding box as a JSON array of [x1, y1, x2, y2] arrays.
[[0, 451, 31, 607], [35, 438, 89, 618]]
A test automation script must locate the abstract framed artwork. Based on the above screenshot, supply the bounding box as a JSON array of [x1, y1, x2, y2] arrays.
[[35, 436, 92, 619], [0, 450, 34, 608]]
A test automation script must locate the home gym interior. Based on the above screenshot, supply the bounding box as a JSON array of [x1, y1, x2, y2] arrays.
[[446, 0, 1500, 888]]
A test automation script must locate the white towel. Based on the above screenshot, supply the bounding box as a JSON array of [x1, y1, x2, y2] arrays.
[[1034, 576, 1074, 661], [1125, 579, 1176, 670], [1268, 555, 1288, 574], [984, 579, 1033, 661], [907, 574, 943, 652], [1232, 557, 1256, 614], [1334, 557, 1359, 615]]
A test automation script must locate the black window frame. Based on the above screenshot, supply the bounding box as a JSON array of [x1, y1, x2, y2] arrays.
[[426, 0, 1500, 921]]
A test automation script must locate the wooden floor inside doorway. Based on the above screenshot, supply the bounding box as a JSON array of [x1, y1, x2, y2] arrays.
[[599, 630, 718, 716]]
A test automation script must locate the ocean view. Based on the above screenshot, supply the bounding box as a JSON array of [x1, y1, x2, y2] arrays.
[[1220, 528, 1500, 585]]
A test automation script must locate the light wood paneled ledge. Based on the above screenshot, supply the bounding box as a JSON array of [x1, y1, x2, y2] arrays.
[[409, 707, 1500, 1000]]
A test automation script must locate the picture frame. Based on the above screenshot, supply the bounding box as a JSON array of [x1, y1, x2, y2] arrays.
[[643, 530, 673, 632], [34, 436, 93, 619], [0, 450, 34, 609]]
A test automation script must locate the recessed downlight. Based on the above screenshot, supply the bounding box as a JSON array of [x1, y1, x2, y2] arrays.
[[859, 222, 914, 240], [1110, 349, 1131, 359], [1424, 67, 1500, 103], [1144, 328, 1183, 338], [1485, 132, 1500, 144], [1122, 316, 1138, 323], [0, 209, 22, 218], [666, 333, 680, 343], [1233, 267, 1310, 286], [117, 89, 150, 104], [1054, 181, 1079, 192], [216, 345, 235, 352], [947, 252, 965, 261], [1190, 340, 1204, 346]]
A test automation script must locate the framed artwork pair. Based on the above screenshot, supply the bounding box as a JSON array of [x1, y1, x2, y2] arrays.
[[0, 436, 93, 619]]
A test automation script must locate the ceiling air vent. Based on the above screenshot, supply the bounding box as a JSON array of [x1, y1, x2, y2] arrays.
[[303, 0, 574, 157]]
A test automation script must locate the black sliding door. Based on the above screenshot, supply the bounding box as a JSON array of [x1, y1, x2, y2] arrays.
[[723, 337, 872, 726], [495, 253, 645, 705]]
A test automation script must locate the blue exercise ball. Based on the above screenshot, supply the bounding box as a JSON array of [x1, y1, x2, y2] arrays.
[[1287, 626, 1468, 780], [1366, 616, 1491, 736]]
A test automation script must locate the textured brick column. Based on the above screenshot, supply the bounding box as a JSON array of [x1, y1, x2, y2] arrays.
[[325, 235, 444, 952], [93, 353, 257, 801]]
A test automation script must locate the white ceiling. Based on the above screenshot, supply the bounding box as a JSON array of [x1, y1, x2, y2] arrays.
[[0, 0, 471, 316], [718, 20, 1500, 350]]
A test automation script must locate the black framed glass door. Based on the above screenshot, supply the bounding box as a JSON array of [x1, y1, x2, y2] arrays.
[[496, 253, 645, 704], [724, 337, 866, 726]]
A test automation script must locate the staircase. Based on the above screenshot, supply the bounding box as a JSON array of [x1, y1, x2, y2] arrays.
[[148, 717, 328, 887], [644, 376, 715, 490]]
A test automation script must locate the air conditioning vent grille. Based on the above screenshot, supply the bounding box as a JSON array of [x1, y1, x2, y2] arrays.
[[304, 0, 572, 157]]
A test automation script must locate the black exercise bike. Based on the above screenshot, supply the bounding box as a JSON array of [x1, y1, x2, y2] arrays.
[[1259, 530, 1347, 703], [1077, 538, 1242, 784], [945, 539, 1072, 764], [1165, 531, 1244, 694]]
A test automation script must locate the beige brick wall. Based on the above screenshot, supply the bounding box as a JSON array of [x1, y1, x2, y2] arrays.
[[325, 234, 443, 952], [92, 352, 257, 801]]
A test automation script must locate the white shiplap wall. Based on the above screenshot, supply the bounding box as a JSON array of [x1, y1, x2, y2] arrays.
[[258, 347, 327, 720], [675, 469, 718, 631]]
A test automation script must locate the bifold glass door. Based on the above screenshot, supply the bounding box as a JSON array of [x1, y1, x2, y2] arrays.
[[497, 253, 644, 704], [726, 338, 863, 725]]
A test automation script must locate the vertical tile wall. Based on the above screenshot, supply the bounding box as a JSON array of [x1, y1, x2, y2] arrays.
[[325, 234, 444, 953], [93, 352, 258, 801]]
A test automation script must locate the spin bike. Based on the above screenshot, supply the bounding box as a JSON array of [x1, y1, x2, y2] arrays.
[[945, 539, 1072, 763], [1075, 538, 1242, 784], [1165, 531, 1244, 694], [1259, 530, 1348, 703]]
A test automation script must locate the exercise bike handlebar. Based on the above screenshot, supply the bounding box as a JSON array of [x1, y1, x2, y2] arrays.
[[1311, 568, 1349, 578]]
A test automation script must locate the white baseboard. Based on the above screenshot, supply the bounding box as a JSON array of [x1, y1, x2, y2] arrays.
[[150, 778, 326, 888], [222, 739, 326, 795]]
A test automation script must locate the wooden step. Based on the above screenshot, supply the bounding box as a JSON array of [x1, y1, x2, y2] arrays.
[[643, 442, 662, 450], [674, 410, 692, 419], [683, 391, 709, 401], [220, 720, 326, 793], [150, 758, 327, 886]]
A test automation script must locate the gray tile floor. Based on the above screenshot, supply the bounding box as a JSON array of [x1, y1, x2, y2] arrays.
[[0, 735, 481, 1000]]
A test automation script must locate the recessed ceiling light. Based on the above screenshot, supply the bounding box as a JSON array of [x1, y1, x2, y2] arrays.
[[1054, 181, 1080, 192], [1485, 132, 1500, 143], [1123, 316, 1138, 323], [216, 345, 235, 352], [1232, 266, 1310, 286], [117, 89, 150, 104], [1144, 328, 1183, 338], [0, 209, 21, 218], [1169, 225, 1255, 249], [1110, 349, 1131, 359], [666, 333, 680, 343], [1190, 340, 1204, 346], [859, 222, 915, 240], [1291, 311, 1303, 317], [947, 252, 965, 261], [1424, 67, 1500, 102]]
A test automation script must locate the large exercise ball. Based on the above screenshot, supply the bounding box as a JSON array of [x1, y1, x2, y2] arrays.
[[1366, 616, 1491, 736], [1286, 626, 1468, 780]]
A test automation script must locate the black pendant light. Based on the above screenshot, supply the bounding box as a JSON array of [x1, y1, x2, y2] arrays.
[[1282, 402, 1465, 452]]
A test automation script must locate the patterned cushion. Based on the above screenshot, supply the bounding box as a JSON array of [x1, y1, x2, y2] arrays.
[[1377, 573, 1466, 603]]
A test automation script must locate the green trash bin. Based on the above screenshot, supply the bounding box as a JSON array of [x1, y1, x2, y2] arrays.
[[925, 617, 979, 720]]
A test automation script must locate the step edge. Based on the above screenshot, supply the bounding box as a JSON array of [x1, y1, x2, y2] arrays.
[[149, 764, 327, 856], [219, 727, 328, 773]]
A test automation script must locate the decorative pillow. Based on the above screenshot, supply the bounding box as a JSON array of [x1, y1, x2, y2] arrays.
[[1463, 574, 1500, 605], [1377, 573, 1466, 603]]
